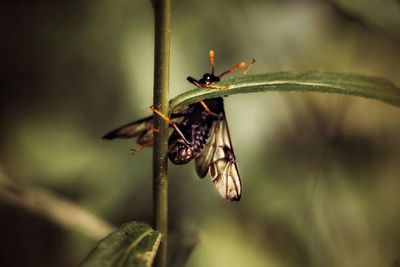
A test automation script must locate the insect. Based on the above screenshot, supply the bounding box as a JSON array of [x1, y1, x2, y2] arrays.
[[103, 50, 255, 201]]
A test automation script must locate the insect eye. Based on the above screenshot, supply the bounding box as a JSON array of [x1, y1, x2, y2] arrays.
[[202, 74, 214, 84]]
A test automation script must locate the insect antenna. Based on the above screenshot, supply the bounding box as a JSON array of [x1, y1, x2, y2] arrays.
[[219, 61, 246, 78], [209, 50, 216, 75], [242, 58, 256, 76]]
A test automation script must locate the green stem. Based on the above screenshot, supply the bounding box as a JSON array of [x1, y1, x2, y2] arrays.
[[152, 0, 170, 266]]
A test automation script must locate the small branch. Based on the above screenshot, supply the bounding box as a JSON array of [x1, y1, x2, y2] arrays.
[[152, 0, 171, 266], [0, 173, 114, 240]]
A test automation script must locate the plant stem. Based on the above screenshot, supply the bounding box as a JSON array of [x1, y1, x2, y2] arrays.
[[152, 0, 170, 266]]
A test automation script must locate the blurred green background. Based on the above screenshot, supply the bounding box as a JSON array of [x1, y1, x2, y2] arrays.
[[1, 0, 400, 266]]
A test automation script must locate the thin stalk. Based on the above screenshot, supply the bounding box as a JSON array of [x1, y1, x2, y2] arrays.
[[152, 0, 170, 266]]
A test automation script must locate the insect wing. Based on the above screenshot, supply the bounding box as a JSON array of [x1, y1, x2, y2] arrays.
[[195, 114, 242, 201], [103, 115, 155, 144], [209, 149, 241, 201], [195, 120, 218, 178], [211, 118, 242, 201], [103, 106, 189, 144]]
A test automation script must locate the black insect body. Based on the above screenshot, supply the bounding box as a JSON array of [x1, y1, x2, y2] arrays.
[[103, 51, 253, 201], [168, 95, 223, 165]]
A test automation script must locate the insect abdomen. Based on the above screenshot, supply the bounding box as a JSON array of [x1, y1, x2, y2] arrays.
[[168, 122, 210, 164]]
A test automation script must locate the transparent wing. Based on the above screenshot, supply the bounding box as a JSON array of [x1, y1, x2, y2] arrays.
[[195, 113, 242, 201], [103, 106, 189, 145], [102, 115, 154, 142], [195, 120, 218, 178]]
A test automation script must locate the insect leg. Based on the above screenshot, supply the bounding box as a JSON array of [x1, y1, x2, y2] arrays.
[[241, 58, 256, 76], [203, 84, 229, 90], [150, 106, 192, 145], [130, 127, 159, 154], [197, 97, 223, 119], [131, 140, 153, 154]]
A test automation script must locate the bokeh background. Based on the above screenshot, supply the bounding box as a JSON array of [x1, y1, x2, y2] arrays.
[[1, 0, 400, 266]]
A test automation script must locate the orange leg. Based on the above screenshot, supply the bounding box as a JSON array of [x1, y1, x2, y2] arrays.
[[198, 97, 211, 113], [197, 97, 220, 118], [131, 141, 153, 155], [150, 106, 175, 125], [203, 84, 229, 90], [149, 106, 191, 145], [131, 127, 159, 154]]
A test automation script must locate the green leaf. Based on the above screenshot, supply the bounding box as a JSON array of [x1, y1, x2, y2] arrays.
[[169, 71, 400, 112], [79, 221, 162, 267]]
